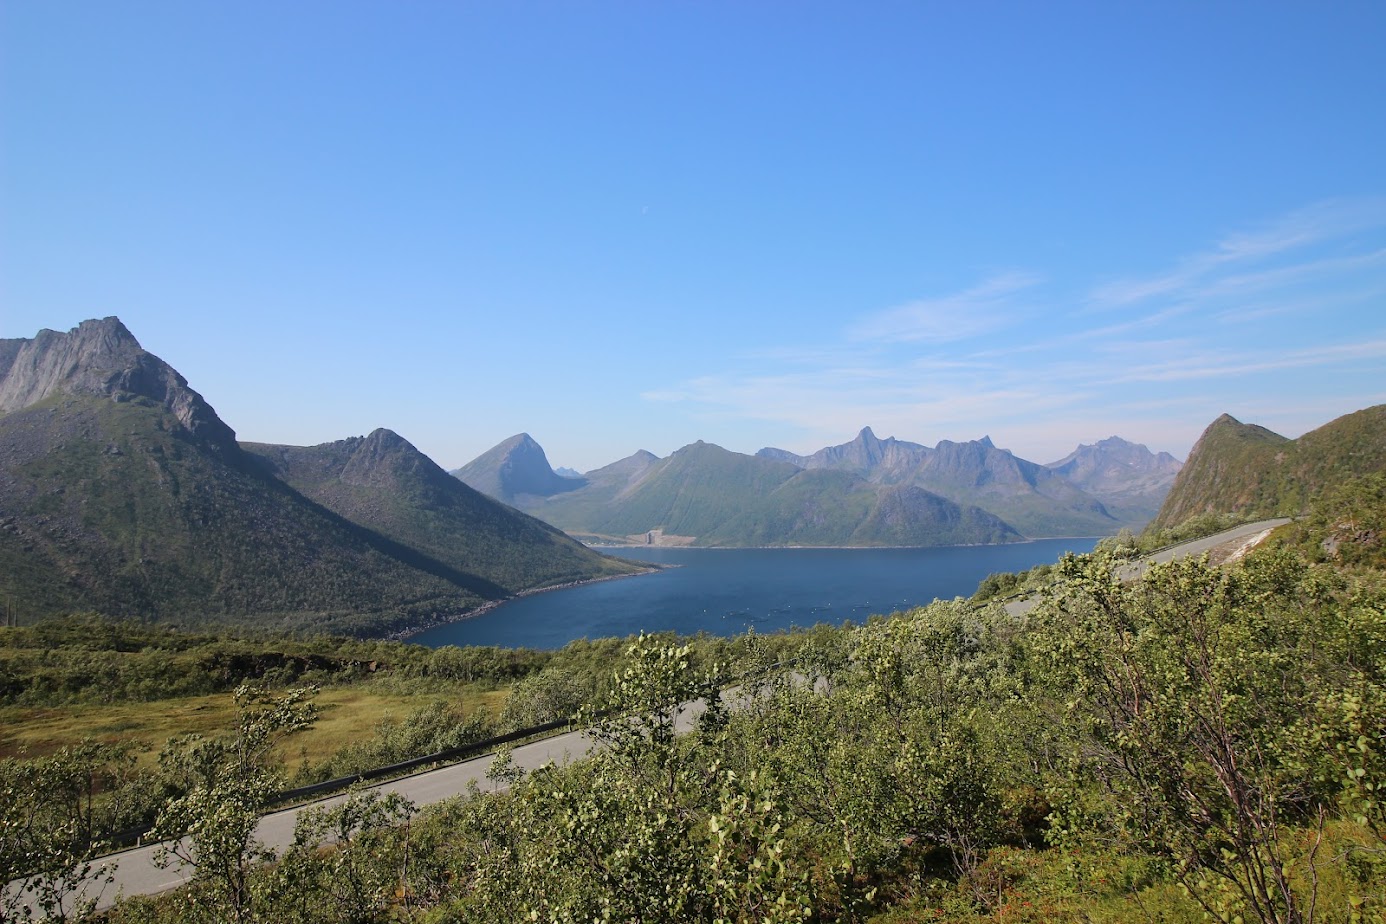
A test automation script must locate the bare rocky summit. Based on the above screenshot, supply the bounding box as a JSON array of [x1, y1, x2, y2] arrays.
[[0, 317, 235, 448], [1045, 436, 1183, 526]]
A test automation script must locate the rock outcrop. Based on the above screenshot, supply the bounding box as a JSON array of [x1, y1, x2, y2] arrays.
[[0, 317, 236, 448]]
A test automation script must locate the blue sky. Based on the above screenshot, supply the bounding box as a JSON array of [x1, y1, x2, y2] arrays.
[[4, 2, 1384, 472]]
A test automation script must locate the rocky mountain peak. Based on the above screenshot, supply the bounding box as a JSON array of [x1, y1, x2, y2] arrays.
[[339, 428, 440, 488], [1047, 436, 1182, 476], [1042, 433, 1184, 527], [0, 317, 236, 448]]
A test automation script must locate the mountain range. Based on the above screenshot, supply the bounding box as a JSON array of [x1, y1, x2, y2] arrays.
[[20, 317, 1372, 631], [0, 318, 641, 634], [453, 427, 1185, 547]]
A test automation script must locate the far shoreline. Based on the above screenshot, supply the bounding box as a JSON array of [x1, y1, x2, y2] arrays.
[[588, 536, 1103, 551], [389, 564, 662, 643]]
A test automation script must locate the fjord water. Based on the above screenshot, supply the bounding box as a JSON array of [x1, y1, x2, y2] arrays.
[[412, 539, 1098, 650]]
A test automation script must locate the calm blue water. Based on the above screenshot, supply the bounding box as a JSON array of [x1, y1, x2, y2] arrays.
[[411, 539, 1097, 650]]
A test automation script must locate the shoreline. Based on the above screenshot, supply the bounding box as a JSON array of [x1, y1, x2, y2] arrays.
[[389, 565, 662, 643], [589, 536, 1103, 551]]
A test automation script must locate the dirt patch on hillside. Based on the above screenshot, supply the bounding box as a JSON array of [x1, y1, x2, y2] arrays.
[[1208, 526, 1280, 565]]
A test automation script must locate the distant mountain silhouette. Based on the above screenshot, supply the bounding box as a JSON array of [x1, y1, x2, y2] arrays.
[[760, 428, 1125, 536], [451, 433, 587, 502], [1045, 436, 1183, 527], [460, 435, 1021, 547]]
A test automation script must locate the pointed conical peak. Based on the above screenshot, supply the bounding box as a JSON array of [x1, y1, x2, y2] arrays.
[[0, 317, 236, 447], [500, 433, 555, 467], [674, 440, 721, 455], [350, 427, 420, 464], [454, 432, 582, 499], [497, 432, 540, 451], [590, 449, 661, 478], [1195, 412, 1288, 446]]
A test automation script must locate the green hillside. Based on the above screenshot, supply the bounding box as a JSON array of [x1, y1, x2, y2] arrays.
[[521, 441, 1021, 547], [1151, 405, 1386, 530], [24, 535, 1386, 924], [587, 442, 802, 540], [0, 396, 485, 635], [244, 431, 642, 594]]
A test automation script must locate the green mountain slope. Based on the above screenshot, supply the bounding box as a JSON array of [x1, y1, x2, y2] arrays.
[[244, 430, 640, 593], [585, 442, 803, 540], [0, 395, 486, 634], [1150, 405, 1386, 530]]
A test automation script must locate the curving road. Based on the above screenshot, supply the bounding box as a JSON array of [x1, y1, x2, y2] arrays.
[[1003, 517, 1292, 617]]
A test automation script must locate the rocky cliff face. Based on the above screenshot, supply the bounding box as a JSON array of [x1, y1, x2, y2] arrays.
[[0, 317, 236, 448]]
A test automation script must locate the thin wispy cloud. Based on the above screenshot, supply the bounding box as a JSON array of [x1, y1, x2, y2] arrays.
[[1088, 197, 1386, 310], [849, 272, 1041, 344], [1103, 339, 1386, 384], [1213, 283, 1386, 324], [1195, 248, 1386, 301]]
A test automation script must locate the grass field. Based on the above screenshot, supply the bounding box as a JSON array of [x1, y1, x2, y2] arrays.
[[0, 685, 511, 777]]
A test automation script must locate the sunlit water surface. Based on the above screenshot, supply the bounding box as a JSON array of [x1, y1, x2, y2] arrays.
[[410, 538, 1098, 650]]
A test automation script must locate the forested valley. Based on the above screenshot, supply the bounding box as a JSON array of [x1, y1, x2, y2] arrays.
[[4, 475, 1385, 923]]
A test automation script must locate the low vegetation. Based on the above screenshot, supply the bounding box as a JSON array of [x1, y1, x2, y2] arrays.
[[5, 478, 1386, 922], [971, 509, 1251, 604]]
